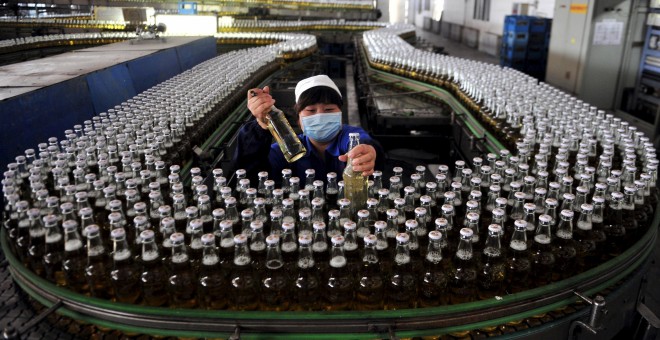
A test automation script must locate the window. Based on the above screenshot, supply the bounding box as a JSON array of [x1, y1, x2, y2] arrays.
[[473, 0, 491, 21]]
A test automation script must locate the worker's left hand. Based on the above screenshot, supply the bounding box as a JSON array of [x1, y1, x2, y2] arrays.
[[339, 144, 377, 177]]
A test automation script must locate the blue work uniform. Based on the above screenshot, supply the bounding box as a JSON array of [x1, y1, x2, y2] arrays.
[[233, 119, 385, 186]]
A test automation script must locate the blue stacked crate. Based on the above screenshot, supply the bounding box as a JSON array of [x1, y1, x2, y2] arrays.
[[500, 15, 552, 81], [500, 15, 530, 71], [525, 17, 551, 80]]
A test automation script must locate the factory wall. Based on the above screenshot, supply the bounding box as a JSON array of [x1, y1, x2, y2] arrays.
[[419, 0, 555, 56]]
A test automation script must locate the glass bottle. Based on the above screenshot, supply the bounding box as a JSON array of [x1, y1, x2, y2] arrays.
[[312, 221, 329, 273], [621, 185, 639, 243], [574, 203, 598, 271], [552, 210, 578, 281], [257, 171, 269, 197], [530, 214, 555, 286], [42, 214, 65, 286], [198, 233, 227, 310], [376, 188, 391, 221], [84, 224, 113, 299], [139, 229, 168, 307], [478, 224, 506, 299], [326, 172, 339, 210], [327, 209, 342, 239], [291, 233, 320, 311], [228, 234, 259, 311], [167, 232, 197, 308], [311, 198, 325, 224], [419, 230, 449, 307], [27, 208, 46, 277], [280, 221, 298, 274], [356, 209, 371, 243], [505, 220, 531, 293], [188, 219, 204, 273], [261, 234, 290, 311], [325, 235, 354, 311], [110, 228, 140, 304], [250, 220, 267, 271], [343, 133, 369, 210], [250, 90, 306, 162], [281, 169, 292, 194], [356, 234, 384, 310], [62, 220, 87, 294], [386, 233, 417, 310], [298, 208, 313, 235], [449, 228, 477, 304]]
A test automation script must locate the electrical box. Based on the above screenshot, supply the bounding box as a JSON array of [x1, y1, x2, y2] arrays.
[[178, 2, 198, 15], [545, 0, 633, 110]]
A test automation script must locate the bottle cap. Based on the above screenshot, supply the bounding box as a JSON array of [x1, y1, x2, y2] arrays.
[[201, 233, 215, 245], [282, 222, 295, 231], [298, 234, 312, 245], [364, 234, 377, 244], [434, 218, 448, 228], [84, 224, 99, 236], [416, 165, 426, 172], [312, 198, 325, 206], [539, 214, 552, 223], [185, 206, 198, 215], [378, 188, 390, 196], [266, 234, 280, 245], [386, 209, 398, 217], [298, 208, 311, 218], [264, 179, 275, 187], [405, 219, 418, 229], [374, 220, 387, 230], [234, 234, 248, 244], [134, 215, 148, 225], [282, 198, 294, 207], [488, 224, 502, 233], [425, 182, 437, 189], [560, 210, 574, 218], [393, 198, 405, 206], [389, 176, 400, 183], [108, 212, 122, 223], [562, 193, 575, 201], [393, 166, 404, 173], [428, 230, 442, 240], [549, 182, 561, 189], [328, 209, 340, 218], [298, 189, 309, 197], [241, 209, 254, 218], [545, 198, 558, 207], [250, 220, 264, 230], [467, 212, 479, 221], [246, 188, 257, 195], [523, 203, 536, 211], [404, 186, 415, 194], [224, 196, 236, 205], [460, 228, 473, 237], [305, 169, 315, 175], [514, 220, 527, 230], [140, 229, 155, 241], [289, 177, 300, 184], [495, 197, 508, 206], [466, 200, 479, 209], [212, 208, 225, 218], [331, 235, 345, 245], [451, 182, 462, 190], [581, 204, 593, 212], [396, 233, 410, 243], [414, 207, 427, 216], [366, 198, 379, 206], [411, 174, 421, 181], [441, 204, 454, 213], [110, 228, 125, 240], [220, 220, 233, 230], [327, 172, 337, 179], [611, 192, 624, 200], [282, 169, 292, 175], [534, 187, 547, 195], [270, 209, 283, 218], [436, 174, 446, 181], [190, 219, 203, 230], [313, 221, 326, 231], [344, 221, 357, 230]]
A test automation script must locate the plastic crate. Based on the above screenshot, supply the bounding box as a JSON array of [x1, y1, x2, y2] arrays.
[[528, 32, 550, 47], [504, 15, 531, 32], [530, 18, 552, 33], [503, 31, 529, 47], [501, 45, 527, 60], [526, 46, 547, 61]]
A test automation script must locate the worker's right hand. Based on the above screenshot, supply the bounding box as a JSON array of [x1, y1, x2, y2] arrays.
[[247, 86, 275, 130]]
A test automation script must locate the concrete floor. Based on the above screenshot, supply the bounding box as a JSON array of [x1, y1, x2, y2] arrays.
[[414, 28, 660, 339]]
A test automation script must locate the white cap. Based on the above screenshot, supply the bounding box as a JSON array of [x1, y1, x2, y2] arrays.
[[294, 75, 342, 103]]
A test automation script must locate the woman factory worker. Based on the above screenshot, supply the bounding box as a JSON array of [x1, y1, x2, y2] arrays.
[[234, 74, 385, 185]]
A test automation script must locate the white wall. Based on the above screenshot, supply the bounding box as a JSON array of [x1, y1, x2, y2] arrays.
[[421, 0, 556, 55]]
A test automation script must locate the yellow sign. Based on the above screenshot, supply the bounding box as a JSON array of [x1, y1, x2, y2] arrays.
[[570, 3, 588, 14]]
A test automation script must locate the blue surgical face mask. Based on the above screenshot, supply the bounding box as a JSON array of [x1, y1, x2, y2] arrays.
[[301, 112, 342, 143]]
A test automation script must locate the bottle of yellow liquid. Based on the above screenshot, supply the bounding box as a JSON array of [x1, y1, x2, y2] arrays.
[[250, 91, 306, 163], [343, 133, 369, 211]]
